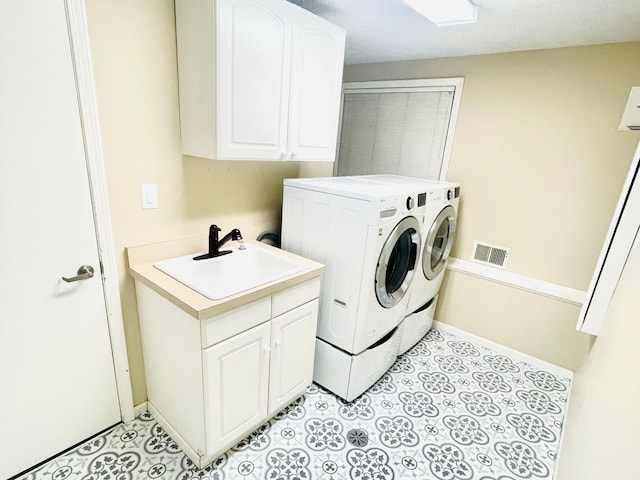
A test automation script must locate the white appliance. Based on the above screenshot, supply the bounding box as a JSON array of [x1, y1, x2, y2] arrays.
[[351, 175, 460, 354], [282, 176, 424, 400], [401, 181, 459, 353]]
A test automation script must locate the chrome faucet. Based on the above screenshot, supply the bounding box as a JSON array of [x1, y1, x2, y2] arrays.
[[193, 224, 244, 260]]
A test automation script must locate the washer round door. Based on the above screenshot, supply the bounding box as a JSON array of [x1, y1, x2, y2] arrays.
[[375, 216, 421, 308], [423, 205, 457, 280]]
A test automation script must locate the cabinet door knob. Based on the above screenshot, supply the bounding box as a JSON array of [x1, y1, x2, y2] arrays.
[[263, 346, 271, 353], [274, 339, 282, 347]]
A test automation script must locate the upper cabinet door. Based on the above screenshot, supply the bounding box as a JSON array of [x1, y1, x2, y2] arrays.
[[287, 8, 346, 162], [217, 0, 292, 160]]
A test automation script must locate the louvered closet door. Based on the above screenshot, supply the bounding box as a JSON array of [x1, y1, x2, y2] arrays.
[[337, 88, 455, 179]]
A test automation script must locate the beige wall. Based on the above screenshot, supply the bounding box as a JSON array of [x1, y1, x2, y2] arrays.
[[556, 239, 640, 478], [85, 0, 300, 404], [345, 43, 640, 368], [437, 272, 592, 370]]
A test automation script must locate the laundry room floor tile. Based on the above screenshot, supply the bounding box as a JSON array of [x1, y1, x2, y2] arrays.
[[18, 327, 571, 480]]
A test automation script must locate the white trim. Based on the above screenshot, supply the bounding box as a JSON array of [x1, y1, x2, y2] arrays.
[[335, 77, 464, 181], [433, 321, 574, 379], [439, 78, 463, 181], [447, 257, 586, 306], [344, 86, 456, 94], [342, 78, 461, 91], [148, 402, 204, 466], [553, 383, 575, 480], [577, 140, 640, 335], [65, 0, 134, 422], [133, 402, 149, 420]]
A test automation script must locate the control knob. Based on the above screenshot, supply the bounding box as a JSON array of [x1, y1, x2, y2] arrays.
[[406, 196, 415, 210]]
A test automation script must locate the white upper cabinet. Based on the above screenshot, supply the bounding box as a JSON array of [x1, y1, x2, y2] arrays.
[[175, 0, 346, 161]]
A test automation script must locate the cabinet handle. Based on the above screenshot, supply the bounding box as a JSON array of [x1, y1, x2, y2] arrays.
[[274, 339, 282, 347], [279, 151, 287, 161], [263, 346, 271, 353]]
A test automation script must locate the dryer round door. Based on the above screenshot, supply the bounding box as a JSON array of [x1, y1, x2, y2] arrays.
[[375, 216, 421, 308], [423, 205, 457, 280]]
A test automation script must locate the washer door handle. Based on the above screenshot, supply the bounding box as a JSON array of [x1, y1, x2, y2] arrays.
[[408, 241, 418, 271]]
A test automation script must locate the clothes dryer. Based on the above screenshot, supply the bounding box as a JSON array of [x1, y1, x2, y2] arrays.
[[355, 175, 460, 354], [402, 183, 459, 352], [282, 176, 424, 400]]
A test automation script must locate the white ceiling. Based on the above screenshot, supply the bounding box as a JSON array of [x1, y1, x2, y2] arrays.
[[288, 0, 640, 65]]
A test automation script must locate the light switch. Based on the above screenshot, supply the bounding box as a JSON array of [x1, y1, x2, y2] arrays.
[[141, 184, 159, 209]]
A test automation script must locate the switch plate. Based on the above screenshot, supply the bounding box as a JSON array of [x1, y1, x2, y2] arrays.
[[141, 184, 159, 209]]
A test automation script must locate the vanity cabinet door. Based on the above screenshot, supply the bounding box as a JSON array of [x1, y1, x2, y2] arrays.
[[268, 300, 319, 416], [203, 321, 270, 454]]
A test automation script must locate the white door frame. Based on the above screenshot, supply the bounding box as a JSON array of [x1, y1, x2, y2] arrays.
[[66, 0, 134, 422]]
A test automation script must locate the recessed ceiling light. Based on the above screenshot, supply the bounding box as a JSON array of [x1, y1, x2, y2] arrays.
[[404, 0, 478, 26]]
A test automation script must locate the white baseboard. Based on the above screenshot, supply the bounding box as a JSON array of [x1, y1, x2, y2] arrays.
[[433, 320, 574, 380], [132, 402, 148, 419]]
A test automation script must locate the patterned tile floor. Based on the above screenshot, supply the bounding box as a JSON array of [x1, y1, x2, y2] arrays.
[[18, 327, 571, 480]]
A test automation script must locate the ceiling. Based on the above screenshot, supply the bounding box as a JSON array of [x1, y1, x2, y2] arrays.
[[288, 0, 640, 65]]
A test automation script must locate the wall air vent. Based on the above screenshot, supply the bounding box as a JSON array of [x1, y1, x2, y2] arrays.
[[472, 241, 510, 269]]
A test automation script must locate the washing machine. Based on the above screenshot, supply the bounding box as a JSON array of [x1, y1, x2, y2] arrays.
[[355, 175, 460, 354], [281, 176, 424, 400]]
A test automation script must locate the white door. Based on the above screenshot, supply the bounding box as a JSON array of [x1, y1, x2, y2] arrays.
[[268, 300, 318, 416], [0, 2, 121, 478], [203, 322, 270, 454], [288, 7, 345, 161]]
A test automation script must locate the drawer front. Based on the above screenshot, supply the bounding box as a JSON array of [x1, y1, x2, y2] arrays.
[[272, 277, 321, 318], [201, 296, 271, 348]]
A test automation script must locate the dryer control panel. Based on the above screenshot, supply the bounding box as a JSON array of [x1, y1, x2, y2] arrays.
[[378, 193, 423, 220]]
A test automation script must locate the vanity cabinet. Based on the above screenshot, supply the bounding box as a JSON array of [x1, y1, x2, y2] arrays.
[[204, 300, 317, 454], [175, 0, 345, 161], [133, 274, 320, 468]]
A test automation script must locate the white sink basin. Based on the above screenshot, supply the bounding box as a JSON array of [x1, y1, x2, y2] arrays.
[[154, 243, 308, 300]]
